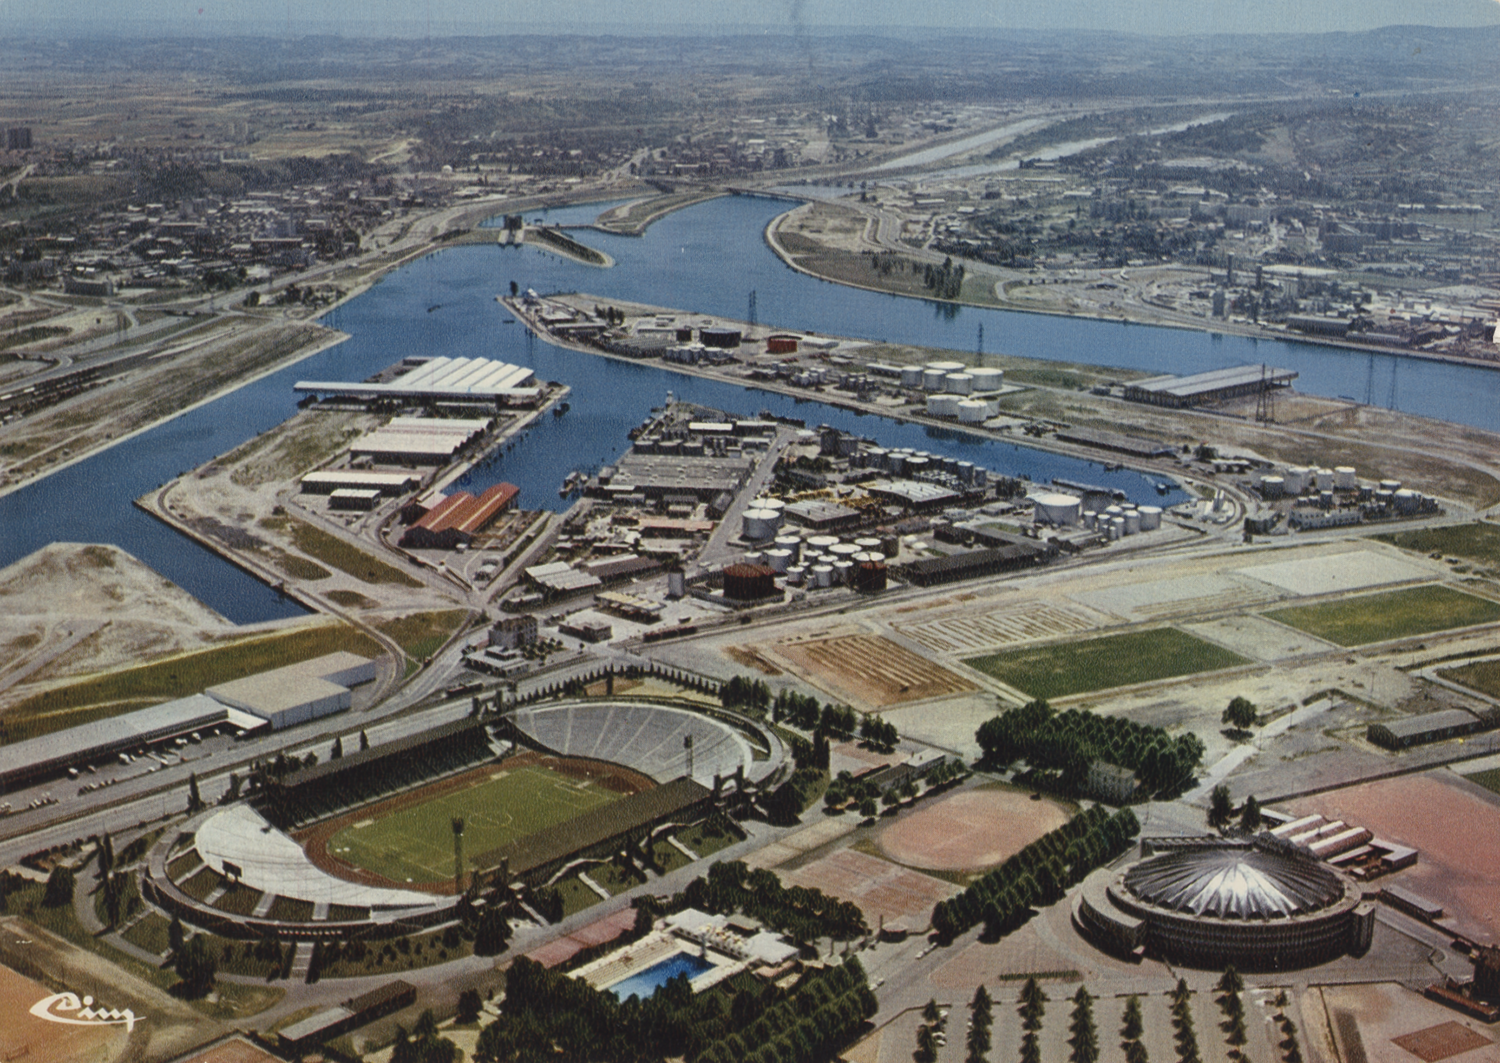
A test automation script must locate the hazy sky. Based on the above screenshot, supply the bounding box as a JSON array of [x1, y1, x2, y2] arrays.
[[3, 0, 1499, 36]]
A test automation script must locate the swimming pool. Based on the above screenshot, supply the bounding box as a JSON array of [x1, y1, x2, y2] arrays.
[[606, 951, 715, 1000]]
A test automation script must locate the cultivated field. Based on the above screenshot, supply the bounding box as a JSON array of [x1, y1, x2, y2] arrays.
[[895, 599, 1102, 655], [963, 627, 1248, 700], [1262, 584, 1500, 647], [319, 755, 650, 888], [1437, 658, 1500, 700], [776, 633, 976, 707]]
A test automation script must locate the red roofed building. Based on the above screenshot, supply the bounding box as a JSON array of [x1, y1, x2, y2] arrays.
[[401, 482, 519, 549]]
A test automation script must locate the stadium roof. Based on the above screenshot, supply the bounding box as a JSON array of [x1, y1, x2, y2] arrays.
[[1123, 839, 1344, 919], [272, 718, 488, 791]]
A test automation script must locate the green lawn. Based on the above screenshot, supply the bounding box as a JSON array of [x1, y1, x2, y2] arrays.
[[1465, 768, 1500, 797], [287, 519, 424, 587], [554, 875, 606, 918], [1375, 522, 1500, 568], [121, 912, 173, 955], [963, 628, 1249, 700], [1263, 585, 1500, 647], [1437, 658, 1500, 700], [327, 763, 629, 885]]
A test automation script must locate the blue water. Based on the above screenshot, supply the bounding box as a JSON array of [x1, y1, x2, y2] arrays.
[[606, 950, 715, 1000], [2, 192, 1497, 623]]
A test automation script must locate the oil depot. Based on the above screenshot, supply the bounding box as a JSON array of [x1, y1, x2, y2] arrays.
[[731, 512, 894, 597]]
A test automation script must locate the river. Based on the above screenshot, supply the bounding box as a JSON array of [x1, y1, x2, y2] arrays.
[[0, 193, 1492, 623]]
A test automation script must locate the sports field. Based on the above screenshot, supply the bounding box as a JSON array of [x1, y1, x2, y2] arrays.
[[1437, 657, 1500, 700], [324, 759, 642, 887], [1262, 584, 1500, 647], [963, 627, 1248, 700], [1375, 521, 1500, 568]]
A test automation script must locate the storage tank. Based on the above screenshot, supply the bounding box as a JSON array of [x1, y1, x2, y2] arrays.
[[945, 373, 974, 395], [867, 447, 889, 470], [1083, 510, 1097, 530], [1283, 467, 1309, 494], [753, 497, 785, 516], [926, 394, 960, 417], [854, 538, 883, 551], [1138, 505, 1162, 531], [808, 535, 839, 552], [923, 368, 947, 391], [927, 360, 966, 374], [832, 559, 854, 584], [1105, 504, 1124, 520], [1380, 479, 1402, 493], [1260, 475, 1284, 498], [905, 455, 932, 475], [1315, 468, 1334, 491], [1374, 490, 1393, 509], [830, 542, 860, 560], [774, 535, 802, 560], [970, 367, 1004, 392], [742, 509, 778, 541], [880, 534, 900, 557], [1033, 492, 1082, 526], [1335, 466, 1358, 490], [1124, 510, 1142, 535], [765, 548, 792, 573], [723, 563, 776, 600], [1319, 490, 1335, 508], [853, 558, 887, 593], [900, 366, 923, 388], [957, 399, 989, 423], [812, 564, 834, 588], [786, 565, 806, 585], [1108, 518, 1123, 540], [956, 461, 975, 483], [743, 550, 765, 566], [888, 453, 907, 475], [1394, 488, 1420, 514], [667, 569, 686, 598]]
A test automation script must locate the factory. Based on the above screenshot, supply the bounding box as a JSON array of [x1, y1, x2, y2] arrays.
[[350, 415, 494, 466], [1253, 466, 1441, 531], [294, 356, 540, 407], [399, 481, 520, 549], [1124, 364, 1298, 409]]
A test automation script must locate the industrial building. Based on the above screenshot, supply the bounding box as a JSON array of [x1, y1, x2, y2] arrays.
[[294, 356, 540, 406], [399, 481, 519, 549], [350, 418, 491, 466], [1367, 708, 1493, 750], [1053, 428, 1177, 460], [1123, 364, 1298, 408], [1075, 834, 1372, 969], [279, 981, 417, 1052], [896, 541, 1054, 586], [0, 694, 229, 793], [206, 652, 375, 731]]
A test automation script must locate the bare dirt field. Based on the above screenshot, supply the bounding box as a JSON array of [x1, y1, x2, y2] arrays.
[[774, 633, 976, 708], [0, 960, 130, 1063], [1291, 772, 1500, 945], [781, 847, 958, 927], [877, 788, 1069, 872], [1313, 983, 1499, 1063]]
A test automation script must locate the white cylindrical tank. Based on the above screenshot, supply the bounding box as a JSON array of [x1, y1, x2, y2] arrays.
[[830, 542, 860, 559], [1374, 489, 1393, 508], [808, 535, 839, 551], [742, 509, 777, 540], [957, 461, 975, 482], [812, 564, 833, 588], [1394, 488, 1419, 514], [765, 548, 792, 573], [867, 447, 888, 470], [906, 455, 932, 475], [927, 360, 966, 374], [774, 535, 802, 560], [1108, 518, 1123, 540], [1123, 511, 1141, 535], [832, 559, 854, 584], [888, 453, 907, 475], [926, 394, 960, 417], [1138, 505, 1162, 531], [786, 565, 806, 585], [753, 497, 785, 515], [957, 399, 989, 423], [900, 366, 923, 388], [1283, 467, 1309, 495], [854, 538, 882, 551], [1033, 492, 1082, 526], [970, 367, 1004, 392], [945, 372, 974, 395], [1083, 510, 1097, 530], [1335, 466, 1358, 490], [1260, 475, 1284, 498], [1315, 468, 1334, 490], [1380, 479, 1402, 493], [743, 550, 765, 565], [1105, 504, 1124, 519], [923, 368, 947, 391]]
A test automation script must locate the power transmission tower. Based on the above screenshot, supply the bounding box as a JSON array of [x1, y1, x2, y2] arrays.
[[747, 290, 757, 328], [1387, 358, 1399, 410], [1254, 363, 1275, 424], [1364, 352, 1375, 405], [977, 322, 984, 357]]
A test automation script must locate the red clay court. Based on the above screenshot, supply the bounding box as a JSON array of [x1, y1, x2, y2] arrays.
[[878, 788, 1070, 872], [782, 848, 958, 928], [1291, 771, 1500, 945]]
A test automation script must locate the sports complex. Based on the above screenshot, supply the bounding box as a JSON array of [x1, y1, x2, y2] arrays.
[[143, 699, 785, 940]]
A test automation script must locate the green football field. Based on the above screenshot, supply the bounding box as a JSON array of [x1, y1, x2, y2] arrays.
[[963, 627, 1248, 701], [327, 763, 625, 885], [1262, 584, 1500, 647]]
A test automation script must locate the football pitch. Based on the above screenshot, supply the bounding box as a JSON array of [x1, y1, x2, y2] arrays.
[[963, 627, 1248, 700], [1262, 584, 1500, 647], [327, 763, 628, 885]]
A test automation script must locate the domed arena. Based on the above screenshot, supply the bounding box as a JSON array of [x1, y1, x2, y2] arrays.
[[1075, 834, 1374, 970]]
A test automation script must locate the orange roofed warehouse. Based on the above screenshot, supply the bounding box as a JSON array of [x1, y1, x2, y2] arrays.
[[401, 482, 519, 549]]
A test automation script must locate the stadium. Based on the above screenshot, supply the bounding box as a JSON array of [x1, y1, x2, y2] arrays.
[[142, 699, 785, 941]]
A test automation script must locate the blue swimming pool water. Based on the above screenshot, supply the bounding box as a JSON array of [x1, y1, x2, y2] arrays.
[[606, 951, 715, 1000]]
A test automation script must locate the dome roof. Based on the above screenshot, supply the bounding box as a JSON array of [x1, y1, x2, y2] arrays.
[[1123, 842, 1344, 920]]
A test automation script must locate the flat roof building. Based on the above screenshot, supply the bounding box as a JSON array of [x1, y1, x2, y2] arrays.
[[1123, 364, 1298, 408], [206, 653, 374, 731]]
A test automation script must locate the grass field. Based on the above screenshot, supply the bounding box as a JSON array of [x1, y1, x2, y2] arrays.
[[287, 519, 424, 587], [1464, 768, 1500, 797], [1438, 658, 1500, 700], [1263, 584, 1500, 647], [964, 627, 1248, 700], [1375, 522, 1500, 569], [327, 763, 629, 885]]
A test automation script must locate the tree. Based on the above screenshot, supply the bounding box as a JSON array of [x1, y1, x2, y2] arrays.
[[360, 729, 370, 751], [174, 935, 217, 998], [103, 872, 123, 927], [1069, 985, 1098, 1063], [456, 988, 483, 1024], [1121, 995, 1144, 1043], [923, 999, 942, 1025], [169, 911, 186, 953], [1239, 795, 1262, 833], [332, 735, 344, 760], [858, 797, 878, 819], [1222, 696, 1257, 732], [96, 832, 114, 881], [43, 866, 74, 908], [1208, 784, 1235, 833], [1216, 965, 1244, 997], [915, 1023, 938, 1063], [473, 907, 511, 956]]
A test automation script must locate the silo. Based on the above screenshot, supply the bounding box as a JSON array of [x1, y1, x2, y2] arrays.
[[1033, 492, 1082, 526], [1138, 505, 1162, 531], [1374, 490, 1393, 509], [1315, 468, 1334, 491], [1394, 488, 1419, 514], [753, 497, 785, 517], [970, 367, 1004, 392], [926, 394, 960, 417], [1124, 510, 1142, 535], [900, 366, 923, 388], [1260, 476, 1284, 498], [742, 509, 777, 541], [812, 564, 833, 588], [743, 550, 765, 566], [832, 559, 854, 584], [1105, 504, 1124, 520], [922, 368, 947, 391], [880, 534, 900, 557], [853, 557, 887, 592], [888, 452, 907, 475], [867, 447, 889, 470], [945, 373, 974, 395], [927, 360, 966, 374], [957, 399, 989, 423], [786, 565, 806, 585], [765, 548, 792, 573], [1335, 467, 1358, 490]]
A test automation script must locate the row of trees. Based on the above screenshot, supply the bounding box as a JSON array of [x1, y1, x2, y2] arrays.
[[1170, 979, 1202, 1063], [771, 687, 856, 738], [931, 805, 1140, 940], [976, 699, 1205, 797], [691, 957, 876, 1063], [678, 859, 867, 946], [857, 714, 898, 752], [924, 257, 966, 300], [721, 676, 772, 715], [1019, 976, 1048, 1063], [967, 985, 993, 1063]]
